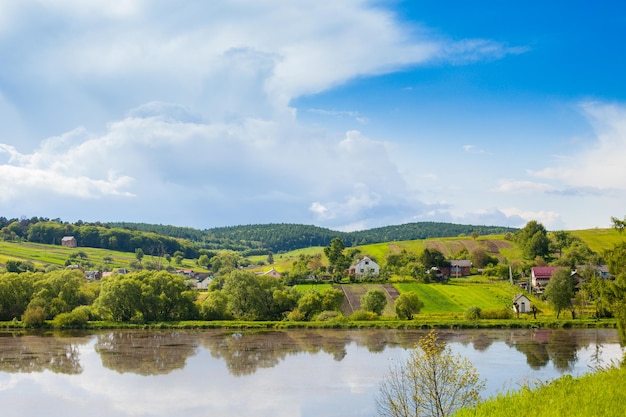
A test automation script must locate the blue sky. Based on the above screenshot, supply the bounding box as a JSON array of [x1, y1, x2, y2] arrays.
[[1, 1, 625, 231]]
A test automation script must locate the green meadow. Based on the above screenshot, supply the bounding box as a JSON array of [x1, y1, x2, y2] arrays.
[[454, 365, 626, 417]]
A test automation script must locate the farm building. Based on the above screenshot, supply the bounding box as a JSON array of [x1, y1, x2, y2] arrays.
[[442, 260, 472, 277], [61, 236, 77, 248]]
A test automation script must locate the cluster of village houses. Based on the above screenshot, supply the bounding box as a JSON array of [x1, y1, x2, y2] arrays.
[[62, 235, 612, 314]]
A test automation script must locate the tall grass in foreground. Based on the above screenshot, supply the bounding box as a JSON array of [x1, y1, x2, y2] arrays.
[[453, 364, 626, 417]]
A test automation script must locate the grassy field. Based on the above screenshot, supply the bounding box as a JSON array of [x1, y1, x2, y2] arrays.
[[454, 365, 626, 417], [394, 278, 544, 315], [570, 228, 623, 253], [0, 241, 201, 271]]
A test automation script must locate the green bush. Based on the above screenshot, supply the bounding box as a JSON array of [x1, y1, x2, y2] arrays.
[[22, 306, 47, 327], [287, 308, 306, 321], [480, 307, 514, 320], [316, 310, 345, 322], [350, 310, 379, 321], [52, 306, 90, 328], [464, 306, 482, 321]]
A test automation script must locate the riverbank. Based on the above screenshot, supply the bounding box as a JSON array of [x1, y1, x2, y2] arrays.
[[0, 316, 618, 330], [454, 363, 626, 417]]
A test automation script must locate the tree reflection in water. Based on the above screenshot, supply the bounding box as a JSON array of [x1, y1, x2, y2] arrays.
[[0, 328, 620, 377], [95, 331, 198, 375], [0, 331, 90, 374]]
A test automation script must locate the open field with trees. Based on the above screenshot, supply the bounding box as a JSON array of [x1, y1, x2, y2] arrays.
[[1, 217, 626, 336]]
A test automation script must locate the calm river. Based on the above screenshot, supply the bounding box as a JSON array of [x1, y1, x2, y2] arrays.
[[0, 328, 623, 417]]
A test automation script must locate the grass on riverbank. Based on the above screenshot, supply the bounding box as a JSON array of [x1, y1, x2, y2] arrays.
[[454, 363, 626, 417], [0, 316, 616, 331]]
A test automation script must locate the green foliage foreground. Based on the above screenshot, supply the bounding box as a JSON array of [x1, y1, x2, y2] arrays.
[[453, 364, 626, 417]]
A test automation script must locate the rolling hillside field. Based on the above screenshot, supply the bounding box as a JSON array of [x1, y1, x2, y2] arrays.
[[395, 280, 526, 314]]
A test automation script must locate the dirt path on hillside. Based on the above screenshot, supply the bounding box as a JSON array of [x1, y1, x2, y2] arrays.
[[335, 284, 400, 316]]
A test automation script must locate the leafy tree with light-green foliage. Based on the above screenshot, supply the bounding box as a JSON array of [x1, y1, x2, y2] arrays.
[[95, 271, 197, 322], [297, 291, 323, 320], [361, 289, 387, 315], [544, 268, 576, 318], [200, 290, 232, 320], [394, 292, 424, 320], [222, 270, 293, 320], [377, 330, 484, 417], [321, 287, 344, 311], [0, 272, 34, 320]]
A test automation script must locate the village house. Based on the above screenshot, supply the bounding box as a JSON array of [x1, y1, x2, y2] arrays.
[[575, 264, 611, 280], [441, 260, 472, 277], [349, 256, 380, 279], [530, 266, 562, 293], [84, 270, 102, 281], [262, 267, 281, 278], [195, 274, 213, 290], [61, 236, 77, 248]]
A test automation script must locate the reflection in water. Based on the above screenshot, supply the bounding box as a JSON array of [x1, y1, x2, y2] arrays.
[[0, 331, 90, 374], [94, 331, 198, 375], [0, 328, 621, 377]]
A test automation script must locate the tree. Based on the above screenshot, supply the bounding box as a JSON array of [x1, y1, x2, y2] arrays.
[[361, 289, 387, 315], [297, 291, 323, 320], [200, 290, 232, 320], [324, 238, 350, 279], [197, 254, 210, 269], [320, 287, 344, 311], [377, 330, 485, 417], [611, 216, 626, 233], [418, 248, 449, 269], [551, 230, 573, 257], [515, 221, 550, 260], [135, 248, 144, 264], [394, 292, 424, 320], [544, 268, 576, 318]]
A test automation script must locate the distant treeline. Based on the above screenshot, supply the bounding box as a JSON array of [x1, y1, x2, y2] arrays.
[[1, 217, 517, 256], [107, 221, 517, 253], [0, 217, 202, 258]]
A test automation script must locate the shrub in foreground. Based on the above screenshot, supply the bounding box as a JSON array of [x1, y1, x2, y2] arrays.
[[464, 306, 482, 321], [350, 310, 379, 321]]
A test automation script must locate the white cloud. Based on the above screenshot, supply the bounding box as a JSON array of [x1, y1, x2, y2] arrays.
[[500, 208, 562, 230], [531, 102, 626, 191], [491, 180, 553, 194], [0, 1, 537, 228]]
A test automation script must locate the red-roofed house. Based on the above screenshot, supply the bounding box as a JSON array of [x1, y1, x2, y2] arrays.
[[531, 266, 563, 293]]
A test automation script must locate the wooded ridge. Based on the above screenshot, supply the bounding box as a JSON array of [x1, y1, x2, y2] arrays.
[[2, 216, 517, 255]]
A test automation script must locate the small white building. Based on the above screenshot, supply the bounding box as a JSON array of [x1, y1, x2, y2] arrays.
[[350, 256, 380, 278], [513, 293, 532, 313]]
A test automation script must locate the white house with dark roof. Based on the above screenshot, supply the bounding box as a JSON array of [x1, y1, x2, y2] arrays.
[[350, 256, 380, 278]]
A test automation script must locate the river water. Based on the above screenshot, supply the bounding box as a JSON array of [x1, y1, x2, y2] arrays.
[[0, 328, 623, 417]]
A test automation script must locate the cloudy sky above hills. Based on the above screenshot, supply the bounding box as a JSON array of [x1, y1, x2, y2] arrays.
[[1, 1, 625, 231]]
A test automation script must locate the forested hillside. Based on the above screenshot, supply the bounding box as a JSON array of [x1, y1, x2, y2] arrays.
[[1, 216, 516, 255], [106, 221, 517, 253]]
